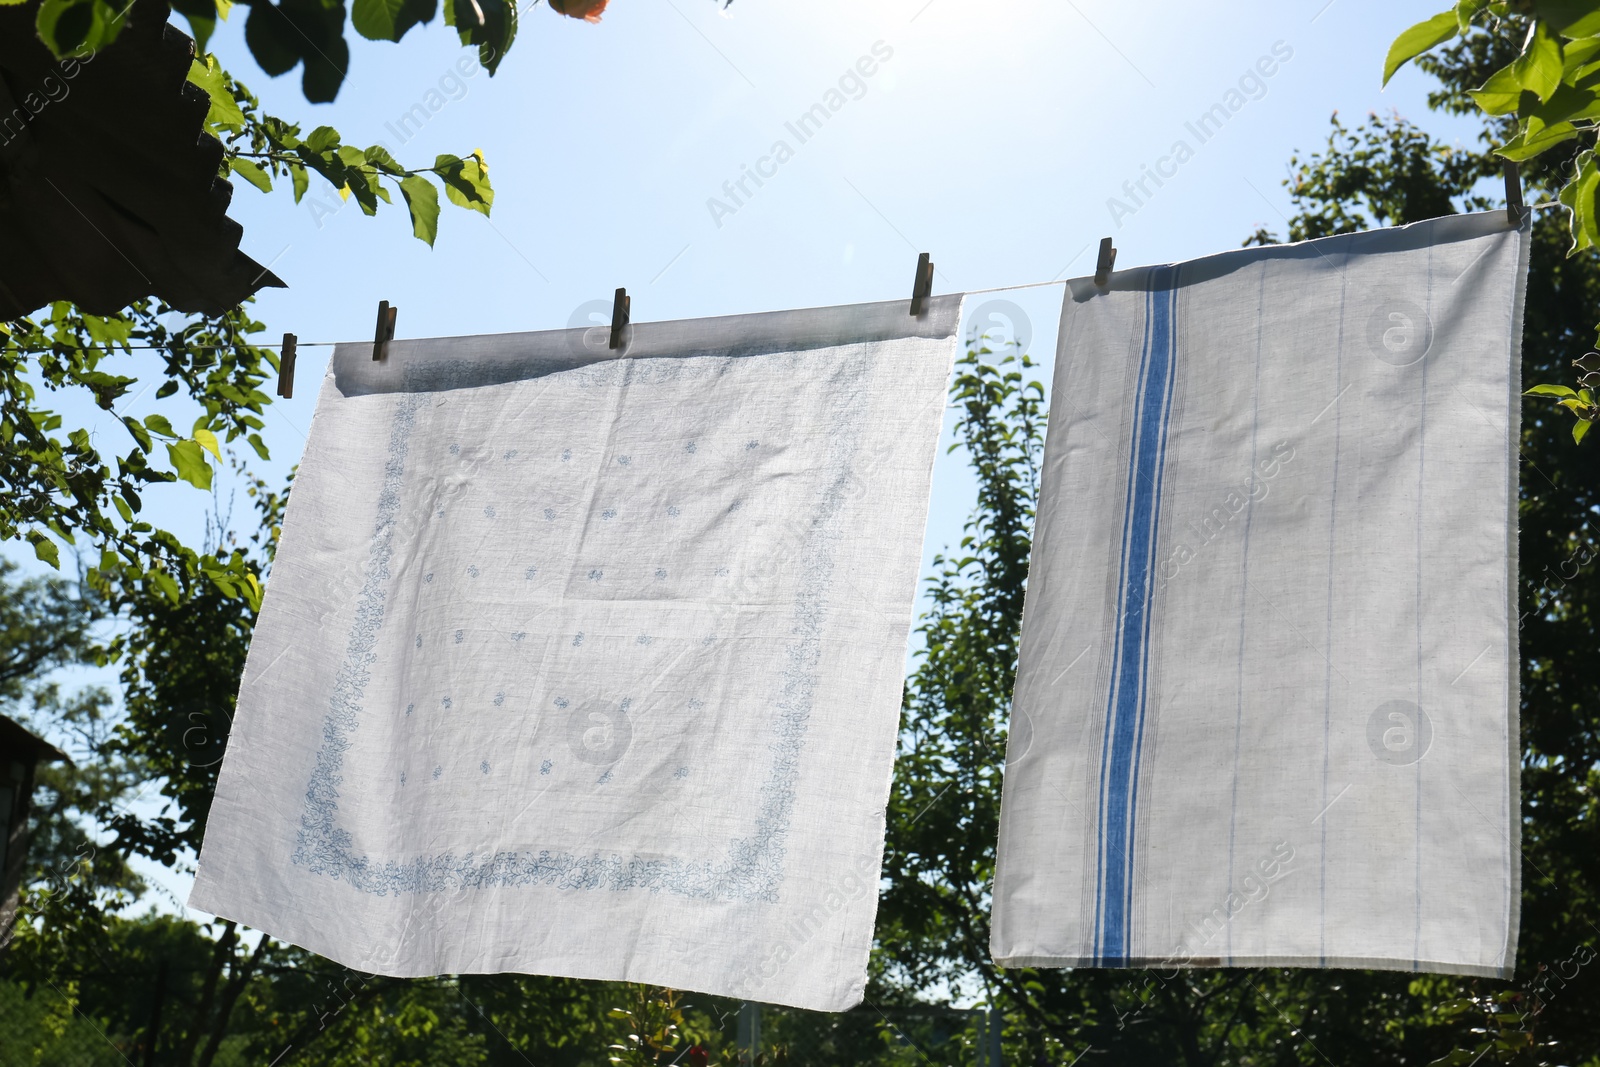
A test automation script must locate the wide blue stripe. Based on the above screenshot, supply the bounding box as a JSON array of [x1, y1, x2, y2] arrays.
[[1093, 280, 1157, 959], [1122, 275, 1179, 942], [1093, 281, 1156, 957], [1096, 266, 1178, 962]]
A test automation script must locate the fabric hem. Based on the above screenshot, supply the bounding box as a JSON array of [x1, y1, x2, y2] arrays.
[[991, 954, 1513, 980]]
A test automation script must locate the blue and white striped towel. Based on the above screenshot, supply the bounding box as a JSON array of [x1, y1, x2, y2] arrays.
[[992, 212, 1527, 977]]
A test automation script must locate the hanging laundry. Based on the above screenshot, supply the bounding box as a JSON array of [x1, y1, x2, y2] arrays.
[[191, 298, 962, 1011], [992, 213, 1527, 978]]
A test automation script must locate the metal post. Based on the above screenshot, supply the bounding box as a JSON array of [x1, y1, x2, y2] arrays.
[[737, 1001, 762, 1065], [985, 1006, 1002, 1066]]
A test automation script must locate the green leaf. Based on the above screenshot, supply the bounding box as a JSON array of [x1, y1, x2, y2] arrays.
[[1533, 0, 1600, 38], [1470, 64, 1528, 115], [1570, 58, 1600, 87], [1514, 20, 1565, 102], [352, 0, 436, 41], [193, 428, 222, 461], [35, 0, 93, 53], [399, 175, 440, 246], [28, 532, 60, 569], [187, 56, 246, 134], [123, 418, 152, 452], [304, 125, 341, 153], [1525, 383, 1579, 396], [1561, 34, 1600, 79], [243, 0, 299, 75], [1498, 119, 1579, 160], [435, 151, 493, 216], [1576, 418, 1593, 443], [300, 36, 350, 104], [1383, 11, 1459, 86], [143, 413, 177, 438], [1524, 83, 1600, 136], [1454, 0, 1488, 32], [346, 169, 382, 215], [166, 439, 214, 490], [352, 0, 404, 37], [1558, 150, 1600, 251], [35, 0, 127, 57], [291, 165, 309, 204], [151, 570, 180, 605], [365, 144, 404, 173], [230, 158, 273, 193], [180, 12, 218, 53]]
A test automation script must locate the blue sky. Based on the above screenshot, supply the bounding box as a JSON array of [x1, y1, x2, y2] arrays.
[[207, 0, 1483, 579], [19, 0, 1491, 916]]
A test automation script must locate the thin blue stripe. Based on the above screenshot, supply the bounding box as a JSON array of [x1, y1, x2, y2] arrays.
[[1096, 266, 1179, 961]]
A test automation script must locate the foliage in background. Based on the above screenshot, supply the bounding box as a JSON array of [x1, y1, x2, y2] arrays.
[[861, 107, 1597, 1067], [874, 341, 1039, 1015], [1388, 0, 1600, 441], [21, 0, 688, 105], [23, 0, 519, 104], [2, 6, 1597, 1067], [8, 125, 1595, 1067], [1, 299, 273, 605], [1, 9, 490, 1065], [1, 48, 492, 610]]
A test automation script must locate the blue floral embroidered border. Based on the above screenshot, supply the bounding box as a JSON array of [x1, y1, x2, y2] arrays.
[[290, 357, 869, 902]]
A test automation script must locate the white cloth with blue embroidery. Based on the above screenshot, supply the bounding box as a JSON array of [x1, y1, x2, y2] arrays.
[[992, 213, 1526, 978], [191, 298, 962, 1011]]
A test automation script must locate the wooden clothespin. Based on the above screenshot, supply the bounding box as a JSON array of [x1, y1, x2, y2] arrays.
[[372, 300, 397, 361], [910, 252, 934, 317], [609, 287, 631, 351], [1095, 237, 1117, 288], [1504, 160, 1525, 228], [277, 332, 297, 399]]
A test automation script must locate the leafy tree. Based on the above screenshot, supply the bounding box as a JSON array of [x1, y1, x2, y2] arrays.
[[187, 54, 493, 247], [25, 0, 519, 104], [0, 557, 99, 702], [8, 8, 1596, 1067], [0, 4, 496, 1060], [21, 0, 646, 105], [1, 0, 495, 608], [1388, 1, 1600, 441], [872, 70, 1597, 1067]]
